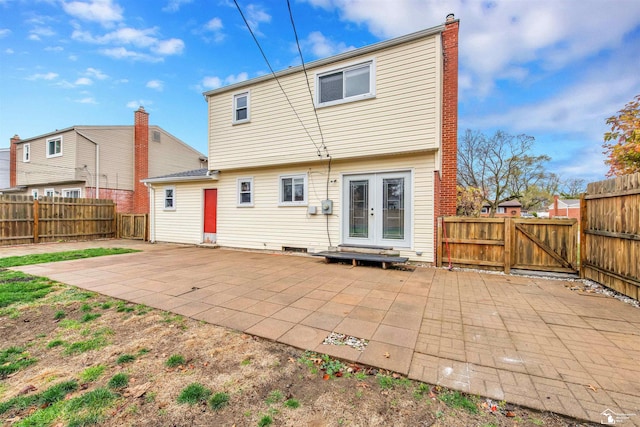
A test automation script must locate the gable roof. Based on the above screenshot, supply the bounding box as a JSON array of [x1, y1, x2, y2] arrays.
[[549, 199, 580, 209], [202, 23, 448, 98], [142, 168, 219, 184]]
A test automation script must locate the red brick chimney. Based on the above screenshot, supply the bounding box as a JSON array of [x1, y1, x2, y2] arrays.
[[553, 195, 559, 218], [9, 134, 20, 188], [133, 107, 149, 214], [439, 13, 459, 217]]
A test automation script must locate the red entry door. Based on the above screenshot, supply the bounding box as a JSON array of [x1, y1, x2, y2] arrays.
[[203, 189, 217, 239]]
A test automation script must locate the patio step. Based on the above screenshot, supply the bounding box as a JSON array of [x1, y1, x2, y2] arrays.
[[337, 244, 400, 257], [313, 251, 408, 269]]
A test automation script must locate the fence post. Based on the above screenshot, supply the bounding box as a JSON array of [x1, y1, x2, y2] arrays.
[[503, 217, 511, 274], [579, 194, 587, 278], [436, 217, 443, 267], [33, 198, 39, 244]]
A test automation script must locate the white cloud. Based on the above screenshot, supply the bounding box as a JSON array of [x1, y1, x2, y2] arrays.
[[62, 0, 123, 27], [30, 27, 55, 38], [146, 79, 164, 91], [75, 77, 93, 85], [205, 17, 223, 32], [0, 29, 11, 38], [126, 100, 152, 109], [28, 34, 41, 41], [152, 38, 184, 55], [162, 0, 192, 12], [201, 73, 249, 90], [44, 46, 64, 52], [244, 3, 271, 34], [27, 72, 59, 80], [85, 67, 108, 79], [76, 97, 97, 104], [301, 31, 355, 58], [100, 47, 163, 62], [202, 76, 222, 89], [4, 48, 14, 54]]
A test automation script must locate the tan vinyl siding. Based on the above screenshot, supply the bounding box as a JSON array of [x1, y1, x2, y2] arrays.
[[148, 126, 206, 179], [215, 153, 435, 261], [16, 130, 78, 186], [208, 36, 440, 171], [152, 182, 209, 244], [75, 127, 134, 191]]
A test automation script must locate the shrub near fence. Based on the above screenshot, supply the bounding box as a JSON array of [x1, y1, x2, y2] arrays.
[[581, 172, 640, 300], [0, 195, 116, 246]]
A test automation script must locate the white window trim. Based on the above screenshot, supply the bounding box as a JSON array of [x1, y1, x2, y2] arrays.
[[46, 135, 63, 158], [23, 143, 30, 162], [62, 188, 81, 198], [44, 188, 55, 197], [237, 177, 254, 207], [164, 186, 176, 211], [315, 58, 376, 108], [279, 174, 308, 206], [31, 189, 39, 199], [232, 90, 250, 124]]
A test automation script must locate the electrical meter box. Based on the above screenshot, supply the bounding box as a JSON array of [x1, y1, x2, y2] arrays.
[[321, 200, 333, 215]]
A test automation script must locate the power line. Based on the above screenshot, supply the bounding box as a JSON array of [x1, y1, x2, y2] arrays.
[[232, 0, 322, 158], [286, 0, 330, 159]]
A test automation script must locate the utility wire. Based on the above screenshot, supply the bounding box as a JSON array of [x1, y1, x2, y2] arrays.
[[286, 0, 330, 159], [232, 0, 322, 158], [287, 0, 333, 247]]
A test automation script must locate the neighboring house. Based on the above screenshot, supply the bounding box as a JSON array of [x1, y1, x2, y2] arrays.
[[0, 148, 9, 189], [548, 196, 580, 220], [480, 200, 522, 217], [4, 108, 207, 213], [143, 15, 459, 263]]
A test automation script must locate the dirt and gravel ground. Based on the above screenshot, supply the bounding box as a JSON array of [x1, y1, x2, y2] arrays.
[[1, 284, 596, 427]]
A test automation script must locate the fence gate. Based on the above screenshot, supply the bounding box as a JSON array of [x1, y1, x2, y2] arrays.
[[118, 214, 147, 240], [438, 217, 579, 275]]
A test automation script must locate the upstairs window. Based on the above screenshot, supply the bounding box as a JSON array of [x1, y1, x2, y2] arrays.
[[23, 143, 30, 162], [164, 186, 176, 210], [46, 136, 63, 158], [233, 91, 250, 124], [317, 61, 374, 107]]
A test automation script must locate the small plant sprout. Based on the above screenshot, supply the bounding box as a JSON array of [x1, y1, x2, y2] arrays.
[[209, 392, 230, 410], [177, 383, 211, 405]]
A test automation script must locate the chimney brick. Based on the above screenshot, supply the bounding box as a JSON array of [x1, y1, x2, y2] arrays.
[[133, 107, 149, 214], [9, 134, 20, 188]]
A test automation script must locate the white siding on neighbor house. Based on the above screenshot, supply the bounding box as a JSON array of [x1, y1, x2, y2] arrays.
[[214, 153, 436, 262], [148, 126, 206, 179], [16, 130, 78, 186], [151, 181, 213, 244], [208, 35, 441, 171], [75, 127, 135, 191], [0, 148, 9, 189]]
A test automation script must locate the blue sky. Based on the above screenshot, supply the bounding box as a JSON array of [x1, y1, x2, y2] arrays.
[[1, 0, 640, 183]]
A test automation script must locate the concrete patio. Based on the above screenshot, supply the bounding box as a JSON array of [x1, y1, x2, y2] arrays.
[[5, 240, 640, 425]]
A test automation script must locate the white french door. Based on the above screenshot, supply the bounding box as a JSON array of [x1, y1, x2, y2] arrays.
[[342, 171, 411, 248]]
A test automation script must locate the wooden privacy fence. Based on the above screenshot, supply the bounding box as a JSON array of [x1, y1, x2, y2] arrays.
[[437, 217, 579, 275], [581, 173, 640, 300], [0, 195, 116, 246], [117, 214, 147, 240]]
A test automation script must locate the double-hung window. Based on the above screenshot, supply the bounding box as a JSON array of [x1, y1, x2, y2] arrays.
[[237, 178, 254, 206], [279, 174, 307, 205], [317, 61, 374, 107], [164, 187, 176, 210], [23, 144, 30, 162], [46, 136, 62, 158], [63, 188, 81, 198], [233, 92, 250, 124]]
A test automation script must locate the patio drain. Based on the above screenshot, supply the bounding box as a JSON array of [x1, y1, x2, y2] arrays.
[[322, 332, 368, 351]]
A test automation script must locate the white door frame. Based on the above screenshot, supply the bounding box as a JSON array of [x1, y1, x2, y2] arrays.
[[342, 171, 412, 248]]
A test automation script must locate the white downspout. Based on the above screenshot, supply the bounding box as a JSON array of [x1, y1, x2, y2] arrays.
[[95, 145, 99, 199], [144, 182, 155, 242]]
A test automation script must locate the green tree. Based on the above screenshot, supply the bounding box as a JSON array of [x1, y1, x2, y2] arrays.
[[603, 94, 640, 176]]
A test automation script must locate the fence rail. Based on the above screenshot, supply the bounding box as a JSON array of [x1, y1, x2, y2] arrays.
[[118, 214, 147, 240], [0, 195, 116, 246], [581, 172, 640, 300]]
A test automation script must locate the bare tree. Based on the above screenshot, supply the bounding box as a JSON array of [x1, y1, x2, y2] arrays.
[[457, 129, 551, 216], [560, 178, 586, 198]]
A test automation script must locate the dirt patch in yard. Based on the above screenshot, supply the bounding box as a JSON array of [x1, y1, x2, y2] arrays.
[[1, 288, 595, 427]]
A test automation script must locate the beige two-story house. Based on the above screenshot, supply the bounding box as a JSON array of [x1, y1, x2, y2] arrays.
[[144, 16, 459, 263], [5, 108, 207, 213]]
